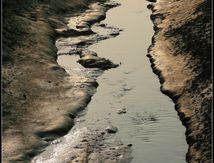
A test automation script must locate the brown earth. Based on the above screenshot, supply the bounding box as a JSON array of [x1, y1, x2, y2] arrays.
[[2, 0, 212, 162], [2, 0, 107, 162], [147, 0, 212, 162]]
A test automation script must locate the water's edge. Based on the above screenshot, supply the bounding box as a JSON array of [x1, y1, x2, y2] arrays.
[[31, 1, 133, 162]]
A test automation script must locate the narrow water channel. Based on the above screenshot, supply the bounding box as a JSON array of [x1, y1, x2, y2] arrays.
[[35, 0, 187, 162], [72, 0, 187, 162]]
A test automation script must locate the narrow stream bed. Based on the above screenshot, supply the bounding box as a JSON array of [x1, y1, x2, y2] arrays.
[[34, 0, 187, 162], [72, 0, 187, 162]]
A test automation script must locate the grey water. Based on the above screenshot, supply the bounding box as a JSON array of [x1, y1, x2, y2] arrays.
[[58, 0, 187, 162]]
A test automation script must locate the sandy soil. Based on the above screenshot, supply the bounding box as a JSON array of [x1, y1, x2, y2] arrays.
[[147, 0, 212, 162]]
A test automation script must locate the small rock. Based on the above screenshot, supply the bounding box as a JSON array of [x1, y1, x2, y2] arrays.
[[105, 125, 118, 134], [117, 108, 127, 114], [127, 144, 133, 147], [77, 56, 119, 70]]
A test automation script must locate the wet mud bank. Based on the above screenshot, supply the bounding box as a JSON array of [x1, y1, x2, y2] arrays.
[[32, 1, 134, 162], [2, 0, 119, 162], [32, 128, 133, 163], [147, 0, 212, 162]]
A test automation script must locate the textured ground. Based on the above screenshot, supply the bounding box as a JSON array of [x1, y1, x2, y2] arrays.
[[2, 0, 212, 162], [147, 0, 212, 162], [2, 0, 106, 162]]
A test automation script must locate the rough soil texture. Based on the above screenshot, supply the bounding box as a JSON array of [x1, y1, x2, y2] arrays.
[[2, 0, 110, 162], [147, 0, 212, 162]]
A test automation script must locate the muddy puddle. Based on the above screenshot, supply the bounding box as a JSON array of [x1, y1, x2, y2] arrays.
[[32, 0, 187, 162]]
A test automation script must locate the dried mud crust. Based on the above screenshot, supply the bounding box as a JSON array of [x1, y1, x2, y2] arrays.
[[147, 0, 212, 162]]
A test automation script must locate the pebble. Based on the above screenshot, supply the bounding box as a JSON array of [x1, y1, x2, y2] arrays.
[[105, 125, 118, 134], [127, 144, 133, 147], [117, 108, 127, 114]]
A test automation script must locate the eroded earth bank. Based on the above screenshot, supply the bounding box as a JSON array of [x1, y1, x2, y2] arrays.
[[3, 0, 122, 162], [147, 0, 212, 162], [2, 0, 212, 162]]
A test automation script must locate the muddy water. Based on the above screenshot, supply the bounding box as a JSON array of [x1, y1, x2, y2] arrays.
[[34, 0, 187, 162], [71, 0, 187, 162]]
